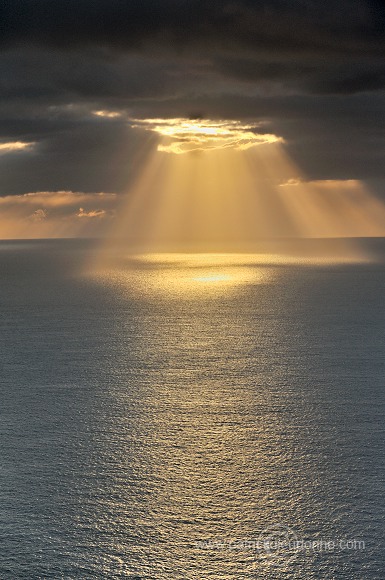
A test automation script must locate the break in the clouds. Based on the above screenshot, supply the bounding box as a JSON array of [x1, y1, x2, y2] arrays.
[[0, 0, 385, 201], [2, 1, 384, 59], [130, 118, 283, 154]]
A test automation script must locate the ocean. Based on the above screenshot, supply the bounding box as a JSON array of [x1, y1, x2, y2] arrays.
[[0, 238, 384, 579]]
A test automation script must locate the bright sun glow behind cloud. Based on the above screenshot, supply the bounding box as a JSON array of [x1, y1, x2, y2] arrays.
[[130, 118, 284, 154], [90, 111, 284, 152], [0, 141, 35, 154]]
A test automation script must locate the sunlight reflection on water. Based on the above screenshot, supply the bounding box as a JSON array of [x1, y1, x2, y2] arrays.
[[89, 250, 370, 299], [1, 241, 383, 579], [90, 254, 275, 298]]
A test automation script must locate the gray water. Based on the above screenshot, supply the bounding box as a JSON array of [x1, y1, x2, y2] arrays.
[[0, 239, 384, 579]]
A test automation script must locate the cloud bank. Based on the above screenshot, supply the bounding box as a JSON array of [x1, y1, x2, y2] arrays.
[[0, 0, 384, 201], [0, 191, 117, 238]]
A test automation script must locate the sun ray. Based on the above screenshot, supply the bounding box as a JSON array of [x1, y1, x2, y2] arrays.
[[94, 117, 385, 269]]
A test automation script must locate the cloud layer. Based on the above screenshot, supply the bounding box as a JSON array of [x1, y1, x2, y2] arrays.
[[0, 0, 384, 200]]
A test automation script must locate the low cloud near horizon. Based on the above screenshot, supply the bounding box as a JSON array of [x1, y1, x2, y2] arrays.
[[0, 191, 117, 238], [1, 178, 385, 240]]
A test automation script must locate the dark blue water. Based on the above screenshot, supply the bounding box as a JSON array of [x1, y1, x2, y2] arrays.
[[0, 239, 384, 579]]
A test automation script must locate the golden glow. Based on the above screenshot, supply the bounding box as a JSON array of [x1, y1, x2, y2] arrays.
[[98, 131, 385, 263], [130, 118, 284, 154], [0, 191, 116, 239], [192, 274, 231, 282], [0, 141, 35, 153], [93, 110, 122, 118], [91, 253, 274, 298], [90, 251, 370, 301], [3, 116, 384, 246], [276, 177, 385, 237]]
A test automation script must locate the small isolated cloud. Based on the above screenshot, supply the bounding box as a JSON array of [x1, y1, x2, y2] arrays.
[[29, 208, 48, 221], [279, 178, 363, 190], [93, 110, 122, 119], [279, 178, 303, 187], [77, 207, 107, 218], [130, 118, 284, 154]]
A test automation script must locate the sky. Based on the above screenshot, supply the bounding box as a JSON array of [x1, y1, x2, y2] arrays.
[[1, 0, 385, 238]]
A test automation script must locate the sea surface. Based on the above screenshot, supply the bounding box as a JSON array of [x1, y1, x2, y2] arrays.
[[0, 238, 384, 579]]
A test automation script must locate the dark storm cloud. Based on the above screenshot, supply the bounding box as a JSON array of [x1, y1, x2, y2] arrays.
[[0, 48, 198, 104], [2, 0, 385, 55], [2, 0, 385, 98], [215, 57, 385, 95], [0, 0, 384, 112]]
